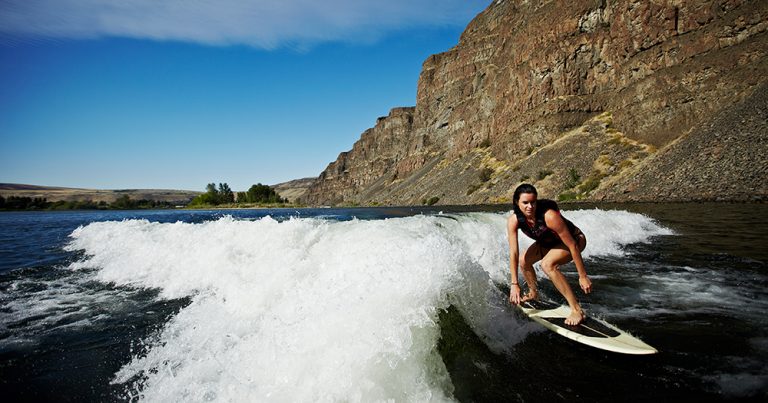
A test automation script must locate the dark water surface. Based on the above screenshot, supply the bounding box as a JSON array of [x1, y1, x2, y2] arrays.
[[0, 204, 765, 402]]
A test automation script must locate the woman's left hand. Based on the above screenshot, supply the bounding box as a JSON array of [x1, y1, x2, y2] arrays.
[[508, 284, 521, 305], [579, 276, 592, 294]]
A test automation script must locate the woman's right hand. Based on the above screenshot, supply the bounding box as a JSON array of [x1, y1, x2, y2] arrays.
[[509, 284, 521, 305]]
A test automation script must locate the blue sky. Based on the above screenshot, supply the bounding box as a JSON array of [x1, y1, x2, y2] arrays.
[[0, 0, 489, 191]]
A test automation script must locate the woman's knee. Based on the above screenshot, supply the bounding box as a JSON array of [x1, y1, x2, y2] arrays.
[[540, 261, 559, 276]]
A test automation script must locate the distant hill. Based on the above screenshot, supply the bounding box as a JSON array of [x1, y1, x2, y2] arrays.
[[0, 184, 200, 204], [272, 178, 316, 204], [0, 184, 80, 191]]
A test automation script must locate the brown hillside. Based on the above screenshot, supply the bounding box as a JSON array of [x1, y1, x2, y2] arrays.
[[0, 184, 200, 204]]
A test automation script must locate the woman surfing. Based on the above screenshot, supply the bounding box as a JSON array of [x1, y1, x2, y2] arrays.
[[507, 183, 592, 325]]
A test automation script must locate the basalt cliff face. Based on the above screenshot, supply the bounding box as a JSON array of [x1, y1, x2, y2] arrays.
[[302, 0, 768, 205]]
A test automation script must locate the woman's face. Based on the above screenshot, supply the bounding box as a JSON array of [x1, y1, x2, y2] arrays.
[[517, 192, 537, 217]]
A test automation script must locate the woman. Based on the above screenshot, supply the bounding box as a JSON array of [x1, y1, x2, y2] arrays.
[[507, 183, 592, 325]]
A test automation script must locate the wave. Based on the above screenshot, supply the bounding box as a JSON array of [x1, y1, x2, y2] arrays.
[[62, 209, 672, 401]]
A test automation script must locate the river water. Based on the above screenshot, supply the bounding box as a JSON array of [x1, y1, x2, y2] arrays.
[[0, 203, 766, 402]]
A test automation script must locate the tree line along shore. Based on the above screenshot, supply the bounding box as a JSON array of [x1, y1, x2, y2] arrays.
[[0, 183, 293, 211]]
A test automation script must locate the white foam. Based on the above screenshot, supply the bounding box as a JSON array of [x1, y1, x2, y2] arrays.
[[566, 208, 674, 255], [436, 208, 672, 284], [63, 209, 670, 401], [68, 216, 462, 401]]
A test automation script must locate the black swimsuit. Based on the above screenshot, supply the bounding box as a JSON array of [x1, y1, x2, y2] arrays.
[[515, 199, 583, 248]]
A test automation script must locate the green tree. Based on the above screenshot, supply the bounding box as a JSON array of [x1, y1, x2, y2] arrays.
[[218, 183, 234, 204], [205, 183, 221, 204], [189, 182, 240, 206], [245, 183, 284, 203], [191, 182, 223, 206], [31, 197, 48, 209], [2, 196, 48, 210], [112, 195, 135, 209], [189, 182, 285, 207]]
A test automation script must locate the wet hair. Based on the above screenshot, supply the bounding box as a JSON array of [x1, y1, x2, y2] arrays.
[[512, 183, 537, 214]]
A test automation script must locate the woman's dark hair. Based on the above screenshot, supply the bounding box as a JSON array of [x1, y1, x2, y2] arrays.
[[512, 183, 537, 214]]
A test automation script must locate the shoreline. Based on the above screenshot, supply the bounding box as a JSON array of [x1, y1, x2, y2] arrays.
[[2, 199, 766, 213]]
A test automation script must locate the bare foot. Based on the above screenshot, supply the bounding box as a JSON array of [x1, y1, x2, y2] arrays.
[[565, 309, 585, 326], [521, 290, 538, 303]]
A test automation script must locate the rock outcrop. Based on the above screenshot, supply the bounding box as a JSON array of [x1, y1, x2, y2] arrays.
[[302, 0, 768, 205]]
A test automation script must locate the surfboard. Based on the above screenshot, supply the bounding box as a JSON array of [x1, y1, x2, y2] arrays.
[[517, 299, 657, 355]]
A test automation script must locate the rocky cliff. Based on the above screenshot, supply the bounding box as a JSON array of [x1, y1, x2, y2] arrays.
[[303, 0, 768, 206]]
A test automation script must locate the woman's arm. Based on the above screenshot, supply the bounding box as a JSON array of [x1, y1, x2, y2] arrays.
[[545, 210, 592, 294], [507, 215, 522, 304]]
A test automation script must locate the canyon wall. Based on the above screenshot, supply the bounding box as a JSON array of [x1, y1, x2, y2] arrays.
[[302, 0, 768, 205]]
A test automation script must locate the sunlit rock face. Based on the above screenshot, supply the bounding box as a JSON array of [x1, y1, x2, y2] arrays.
[[303, 0, 768, 205]]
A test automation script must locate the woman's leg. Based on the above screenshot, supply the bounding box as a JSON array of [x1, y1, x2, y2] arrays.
[[540, 243, 586, 325], [520, 242, 544, 302]]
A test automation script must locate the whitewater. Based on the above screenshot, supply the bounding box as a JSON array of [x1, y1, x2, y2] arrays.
[[57, 209, 671, 402]]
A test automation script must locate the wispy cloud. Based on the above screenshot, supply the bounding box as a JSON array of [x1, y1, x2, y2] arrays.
[[0, 0, 489, 48]]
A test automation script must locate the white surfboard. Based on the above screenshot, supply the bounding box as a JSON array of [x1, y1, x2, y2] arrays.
[[519, 299, 658, 355]]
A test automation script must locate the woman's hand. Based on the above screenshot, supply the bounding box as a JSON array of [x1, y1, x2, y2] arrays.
[[579, 276, 592, 294], [509, 284, 521, 304]]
